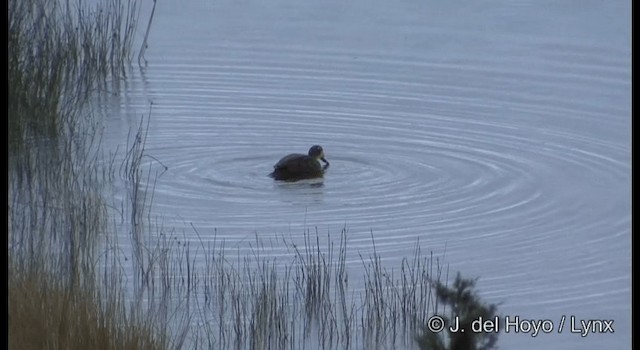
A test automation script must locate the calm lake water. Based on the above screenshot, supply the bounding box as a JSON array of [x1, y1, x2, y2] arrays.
[[102, 0, 630, 348]]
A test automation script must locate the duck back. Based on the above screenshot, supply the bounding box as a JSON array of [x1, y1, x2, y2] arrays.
[[270, 153, 324, 181]]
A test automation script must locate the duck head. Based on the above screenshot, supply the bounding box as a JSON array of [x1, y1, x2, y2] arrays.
[[309, 145, 329, 166]]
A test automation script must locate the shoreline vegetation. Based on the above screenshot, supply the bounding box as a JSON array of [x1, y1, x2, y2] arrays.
[[8, 0, 499, 349]]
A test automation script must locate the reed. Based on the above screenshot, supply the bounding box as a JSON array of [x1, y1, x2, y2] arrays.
[[117, 222, 451, 349], [7, 0, 174, 349], [8, 0, 139, 158]]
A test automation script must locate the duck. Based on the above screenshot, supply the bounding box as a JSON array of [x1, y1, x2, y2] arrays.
[[269, 145, 330, 181]]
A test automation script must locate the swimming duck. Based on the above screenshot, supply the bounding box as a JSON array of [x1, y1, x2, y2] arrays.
[[270, 145, 330, 181]]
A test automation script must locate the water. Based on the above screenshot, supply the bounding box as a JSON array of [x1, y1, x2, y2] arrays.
[[103, 0, 630, 348]]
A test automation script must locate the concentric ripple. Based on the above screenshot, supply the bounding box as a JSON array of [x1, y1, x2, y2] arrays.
[[103, 1, 630, 348], [115, 45, 629, 254]]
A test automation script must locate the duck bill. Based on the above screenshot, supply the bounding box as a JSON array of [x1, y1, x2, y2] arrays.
[[321, 157, 329, 166]]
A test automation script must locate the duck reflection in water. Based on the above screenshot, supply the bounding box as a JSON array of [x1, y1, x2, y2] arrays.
[[269, 145, 330, 182]]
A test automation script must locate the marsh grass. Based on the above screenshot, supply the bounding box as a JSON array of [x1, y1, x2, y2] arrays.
[[8, 0, 139, 156], [8, 0, 140, 285], [8, 266, 164, 350], [6, 0, 172, 348], [8, 112, 177, 349], [117, 221, 450, 349]]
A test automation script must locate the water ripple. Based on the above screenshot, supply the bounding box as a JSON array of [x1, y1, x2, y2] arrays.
[[105, 39, 629, 347]]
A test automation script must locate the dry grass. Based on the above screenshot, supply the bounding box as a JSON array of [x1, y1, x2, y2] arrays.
[[9, 270, 163, 350]]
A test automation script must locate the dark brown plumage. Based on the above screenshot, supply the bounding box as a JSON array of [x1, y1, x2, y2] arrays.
[[269, 145, 330, 181]]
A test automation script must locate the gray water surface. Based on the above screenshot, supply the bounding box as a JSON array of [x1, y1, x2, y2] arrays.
[[104, 0, 630, 348]]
